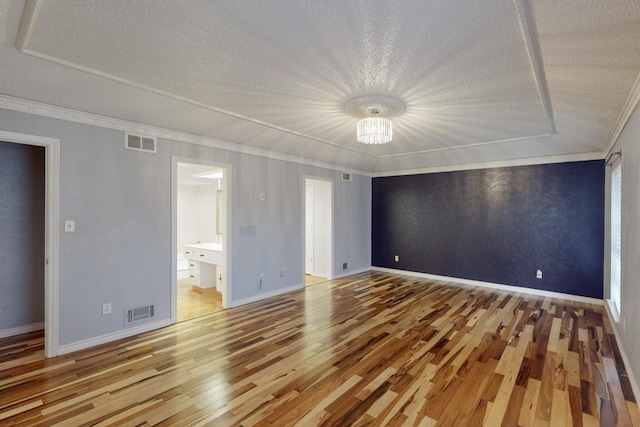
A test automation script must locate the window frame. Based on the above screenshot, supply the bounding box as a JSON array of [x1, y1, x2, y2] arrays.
[[609, 159, 622, 322]]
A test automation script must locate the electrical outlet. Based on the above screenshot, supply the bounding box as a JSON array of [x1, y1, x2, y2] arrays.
[[259, 273, 264, 289], [394, 255, 399, 262], [536, 269, 543, 279], [280, 269, 286, 277], [342, 262, 348, 270], [102, 303, 112, 315]]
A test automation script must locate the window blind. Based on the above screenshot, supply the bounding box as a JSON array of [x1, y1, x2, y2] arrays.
[[610, 162, 622, 316]]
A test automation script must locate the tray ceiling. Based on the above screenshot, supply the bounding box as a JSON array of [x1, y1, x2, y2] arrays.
[[1, 0, 640, 173]]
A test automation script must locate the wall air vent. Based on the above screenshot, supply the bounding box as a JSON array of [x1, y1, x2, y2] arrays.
[[125, 304, 155, 325], [342, 172, 352, 182], [125, 133, 157, 153]]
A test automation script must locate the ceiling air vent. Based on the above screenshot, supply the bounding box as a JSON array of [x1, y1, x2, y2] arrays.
[[125, 133, 157, 153], [342, 172, 352, 182]]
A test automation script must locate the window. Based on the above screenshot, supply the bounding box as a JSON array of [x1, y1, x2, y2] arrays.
[[610, 162, 622, 319]]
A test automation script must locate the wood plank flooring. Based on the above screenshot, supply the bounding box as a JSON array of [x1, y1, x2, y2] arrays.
[[305, 274, 328, 286], [177, 279, 223, 322], [1, 272, 638, 426]]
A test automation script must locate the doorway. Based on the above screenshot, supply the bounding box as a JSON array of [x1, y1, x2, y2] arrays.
[[304, 178, 332, 286], [0, 130, 60, 357], [172, 159, 230, 322]]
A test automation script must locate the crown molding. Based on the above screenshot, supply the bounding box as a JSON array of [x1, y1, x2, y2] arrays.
[[604, 70, 640, 157], [0, 94, 372, 176]]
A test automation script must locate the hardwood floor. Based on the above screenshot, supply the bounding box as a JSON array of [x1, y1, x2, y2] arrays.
[[305, 274, 327, 286], [177, 279, 223, 322], [1, 272, 638, 426]]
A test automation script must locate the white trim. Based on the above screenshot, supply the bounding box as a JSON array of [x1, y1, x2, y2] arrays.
[[230, 283, 304, 308], [0, 94, 371, 177], [372, 151, 603, 178], [15, 0, 42, 52], [332, 267, 372, 280], [0, 323, 44, 339], [0, 130, 60, 358], [606, 299, 622, 324], [513, 0, 556, 135], [302, 176, 334, 282], [57, 319, 171, 356], [604, 70, 640, 158], [604, 302, 640, 403], [375, 133, 554, 160], [372, 267, 604, 305]]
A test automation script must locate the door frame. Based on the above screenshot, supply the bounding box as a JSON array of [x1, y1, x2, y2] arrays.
[[0, 130, 60, 357], [303, 176, 333, 281], [171, 157, 232, 321]]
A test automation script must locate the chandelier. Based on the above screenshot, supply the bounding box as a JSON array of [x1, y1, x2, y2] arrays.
[[357, 111, 392, 145], [344, 95, 405, 145]]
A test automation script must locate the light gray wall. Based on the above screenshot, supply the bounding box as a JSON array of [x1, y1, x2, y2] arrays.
[[605, 102, 640, 394], [0, 141, 45, 330], [0, 108, 371, 346]]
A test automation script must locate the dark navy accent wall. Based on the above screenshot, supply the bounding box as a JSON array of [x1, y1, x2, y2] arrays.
[[372, 160, 605, 298]]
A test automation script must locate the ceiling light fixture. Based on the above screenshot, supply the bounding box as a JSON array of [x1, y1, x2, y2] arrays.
[[357, 109, 392, 145], [344, 95, 405, 145]]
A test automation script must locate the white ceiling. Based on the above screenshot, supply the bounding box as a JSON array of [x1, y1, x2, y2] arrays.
[[1, 0, 640, 174], [177, 162, 223, 186]]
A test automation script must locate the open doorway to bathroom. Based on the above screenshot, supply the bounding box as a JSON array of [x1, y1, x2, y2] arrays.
[[304, 178, 332, 286], [175, 161, 228, 321]]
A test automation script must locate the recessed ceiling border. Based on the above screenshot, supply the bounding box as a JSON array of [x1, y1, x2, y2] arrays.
[[13, 0, 375, 162], [0, 94, 373, 176], [512, 0, 556, 135], [0, 94, 603, 178], [14, 0, 637, 173]]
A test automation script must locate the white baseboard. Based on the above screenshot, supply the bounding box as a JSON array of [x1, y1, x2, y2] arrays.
[[0, 322, 44, 339], [372, 267, 604, 305], [332, 267, 372, 280], [230, 283, 304, 308], [604, 301, 640, 403], [57, 318, 172, 356]]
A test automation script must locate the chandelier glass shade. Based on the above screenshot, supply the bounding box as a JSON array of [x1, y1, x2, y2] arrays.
[[356, 117, 392, 144]]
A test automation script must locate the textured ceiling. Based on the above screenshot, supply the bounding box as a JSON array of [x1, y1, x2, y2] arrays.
[[1, 0, 640, 174]]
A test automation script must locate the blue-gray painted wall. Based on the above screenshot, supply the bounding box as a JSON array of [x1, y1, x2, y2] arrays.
[[0, 141, 45, 329], [372, 161, 605, 298], [0, 108, 372, 346]]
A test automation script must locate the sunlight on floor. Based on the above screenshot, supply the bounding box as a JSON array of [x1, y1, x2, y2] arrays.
[[177, 278, 223, 321]]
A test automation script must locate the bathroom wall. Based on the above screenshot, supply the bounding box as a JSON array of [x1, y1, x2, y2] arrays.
[[177, 182, 218, 250]]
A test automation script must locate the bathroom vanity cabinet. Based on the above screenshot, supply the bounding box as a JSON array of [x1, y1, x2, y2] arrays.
[[183, 243, 223, 289]]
